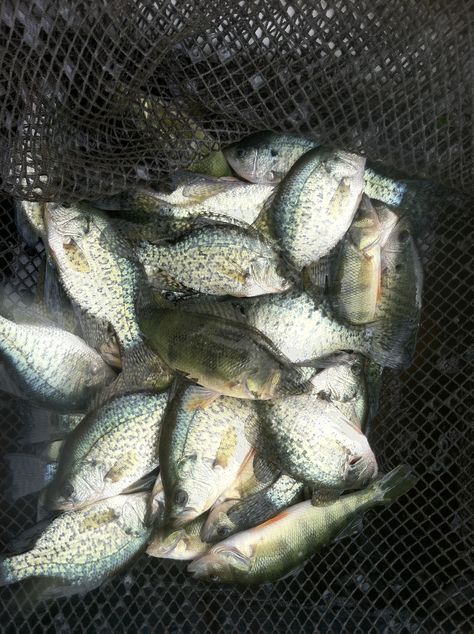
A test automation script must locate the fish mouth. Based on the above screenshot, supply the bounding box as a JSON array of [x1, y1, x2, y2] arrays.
[[170, 507, 199, 528], [188, 555, 212, 578]]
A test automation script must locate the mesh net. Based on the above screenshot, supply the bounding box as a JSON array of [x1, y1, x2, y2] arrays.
[[0, 0, 472, 630]]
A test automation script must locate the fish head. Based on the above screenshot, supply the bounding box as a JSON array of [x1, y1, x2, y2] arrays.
[[167, 461, 215, 527], [84, 355, 117, 390], [245, 366, 282, 400], [312, 354, 365, 405], [342, 433, 378, 490], [148, 527, 204, 560], [49, 461, 106, 510], [45, 203, 100, 243], [244, 257, 291, 296], [188, 544, 251, 582], [200, 499, 238, 543], [224, 142, 279, 184], [349, 196, 381, 251]]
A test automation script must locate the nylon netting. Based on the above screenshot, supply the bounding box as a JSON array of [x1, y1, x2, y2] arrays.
[[0, 0, 472, 631]]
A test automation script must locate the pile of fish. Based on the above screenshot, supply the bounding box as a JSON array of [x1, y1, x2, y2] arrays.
[[0, 132, 424, 600]]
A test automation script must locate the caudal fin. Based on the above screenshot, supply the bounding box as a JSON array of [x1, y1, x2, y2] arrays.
[[4, 453, 58, 501], [371, 465, 417, 504]]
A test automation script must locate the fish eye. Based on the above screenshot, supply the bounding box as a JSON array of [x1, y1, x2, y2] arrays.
[[174, 489, 188, 507], [210, 574, 220, 582], [216, 525, 230, 537], [83, 217, 91, 234], [351, 363, 362, 375], [62, 203, 71, 208], [236, 149, 246, 159], [317, 390, 331, 401], [398, 229, 409, 243], [61, 481, 74, 498], [395, 263, 403, 271], [270, 149, 278, 157]]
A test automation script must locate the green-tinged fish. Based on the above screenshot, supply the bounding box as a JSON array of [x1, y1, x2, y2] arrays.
[[140, 306, 312, 400], [188, 150, 232, 177], [0, 314, 115, 412], [14, 200, 46, 245], [45, 391, 168, 510], [188, 465, 415, 584], [17, 402, 82, 444], [373, 215, 423, 368], [135, 223, 290, 297], [0, 493, 154, 600], [224, 132, 318, 184], [331, 196, 382, 325], [253, 390, 377, 502], [44, 202, 172, 388], [43, 258, 79, 334], [364, 167, 407, 206], [202, 474, 303, 543], [147, 515, 209, 560], [269, 148, 365, 269], [93, 175, 275, 226], [159, 383, 254, 526]]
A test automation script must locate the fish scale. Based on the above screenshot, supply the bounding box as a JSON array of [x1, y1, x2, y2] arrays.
[[46, 391, 169, 510], [0, 494, 152, 593]]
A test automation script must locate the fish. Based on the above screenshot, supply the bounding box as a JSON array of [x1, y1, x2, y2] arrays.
[[252, 389, 377, 502], [223, 132, 318, 184], [0, 313, 116, 412], [0, 492, 154, 600], [45, 391, 168, 510], [330, 195, 382, 325], [134, 223, 291, 297], [372, 214, 424, 368], [159, 382, 255, 526], [268, 148, 365, 269], [43, 202, 172, 389], [188, 465, 416, 584], [147, 515, 210, 560], [13, 200, 46, 246], [202, 473, 303, 543], [372, 201, 399, 248], [363, 167, 407, 206], [139, 306, 312, 401], [93, 175, 275, 226], [201, 451, 279, 542], [188, 150, 233, 177]]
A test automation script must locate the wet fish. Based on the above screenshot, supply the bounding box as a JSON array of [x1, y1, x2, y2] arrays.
[[202, 473, 303, 543], [159, 383, 254, 526], [44, 202, 172, 388], [253, 389, 377, 502], [373, 214, 423, 368], [364, 167, 407, 206], [147, 515, 209, 560], [331, 196, 382, 325], [0, 493, 154, 600], [93, 175, 274, 226], [224, 132, 318, 184], [372, 200, 399, 248], [139, 306, 312, 400], [14, 200, 46, 246], [45, 391, 168, 510], [269, 148, 365, 269], [188, 150, 232, 177], [188, 465, 416, 584], [135, 223, 290, 297], [0, 314, 115, 412]]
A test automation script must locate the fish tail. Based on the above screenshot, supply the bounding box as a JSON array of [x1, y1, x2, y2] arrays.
[[370, 465, 417, 505], [4, 452, 57, 501], [0, 555, 26, 586], [367, 317, 417, 369]]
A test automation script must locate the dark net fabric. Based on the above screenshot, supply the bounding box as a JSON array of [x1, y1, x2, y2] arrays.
[[0, 0, 472, 631], [0, 0, 472, 201]]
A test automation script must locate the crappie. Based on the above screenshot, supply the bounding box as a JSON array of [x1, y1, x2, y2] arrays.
[[159, 383, 254, 526], [253, 391, 377, 501], [224, 132, 318, 184], [45, 391, 168, 510], [372, 201, 399, 247], [135, 223, 290, 297], [331, 196, 382, 325], [269, 148, 365, 269], [0, 314, 115, 412], [94, 175, 275, 226], [189, 465, 415, 584], [147, 515, 209, 560], [364, 167, 407, 206], [220, 290, 403, 369], [0, 493, 153, 600], [373, 214, 423, 368], [202, 474, 303, 543], [139, 307, 311, 400], [44, 202, 172, 387]]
